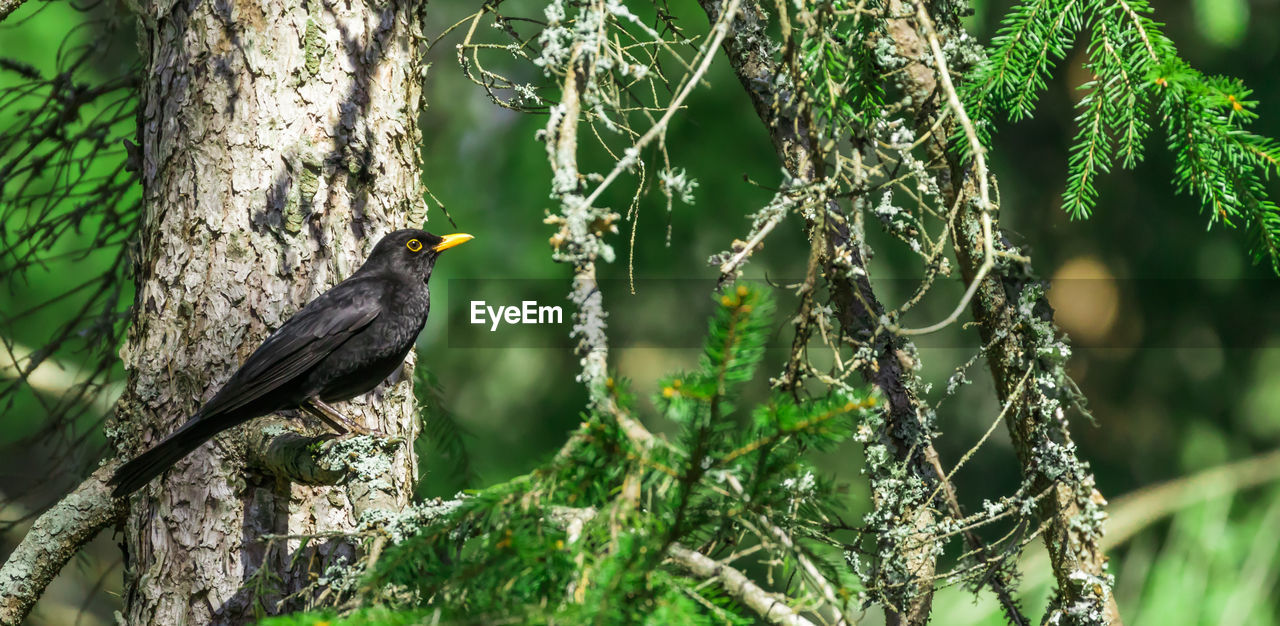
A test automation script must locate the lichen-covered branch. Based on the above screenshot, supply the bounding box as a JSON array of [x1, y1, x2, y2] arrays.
[[951, 193, 1120, 625], [693, 1, 944, 622], [540, 0, 740, 407], [882, 2, 1121, 623], [0, 460, 126, 625], [0, 0, 27, 23], [542, 39, 615, 404], [545, 503, 819, 626], [722, 474, 855, 625]]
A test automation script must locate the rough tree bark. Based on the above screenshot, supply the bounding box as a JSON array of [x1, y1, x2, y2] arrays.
[[108, 0, 428, 622]]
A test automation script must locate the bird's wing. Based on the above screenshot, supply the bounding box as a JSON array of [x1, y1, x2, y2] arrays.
[[197, 278, 382, 418]]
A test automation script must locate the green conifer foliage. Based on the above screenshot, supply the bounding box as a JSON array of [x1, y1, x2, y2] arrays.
[[262, 284, 875, 624], [964, 0, 1280, 271]]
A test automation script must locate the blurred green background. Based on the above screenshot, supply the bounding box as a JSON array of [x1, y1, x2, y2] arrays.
[[2, 0, 1279, 623]]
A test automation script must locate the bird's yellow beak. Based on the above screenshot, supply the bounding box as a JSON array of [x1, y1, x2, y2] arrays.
[[433, 233, 474, 252]]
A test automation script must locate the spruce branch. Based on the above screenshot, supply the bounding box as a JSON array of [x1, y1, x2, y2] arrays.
[[961, 0, 1082, 150], [346, 283, 868, 624], [965, 0, 1280, 271], [723, 473, 857, 625], [1062, 68, 1115, 218]]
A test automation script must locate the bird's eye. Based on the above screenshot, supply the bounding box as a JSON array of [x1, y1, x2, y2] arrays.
[[406, 239, 423, 252]]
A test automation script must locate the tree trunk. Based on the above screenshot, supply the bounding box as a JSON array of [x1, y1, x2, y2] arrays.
[[110, 0, 427, 621]]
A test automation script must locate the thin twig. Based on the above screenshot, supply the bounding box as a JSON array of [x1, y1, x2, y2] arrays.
[[669, 544, 819, 626], [887, 1, 1028, 336], [725, 475, 855, 626], [578, 0, 743, 211]]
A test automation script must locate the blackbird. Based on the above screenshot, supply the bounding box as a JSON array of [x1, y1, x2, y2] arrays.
[[109, 229, 473, 498]]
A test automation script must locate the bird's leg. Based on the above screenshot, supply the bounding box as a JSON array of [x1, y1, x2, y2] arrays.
[[302, 398, 373, 436]]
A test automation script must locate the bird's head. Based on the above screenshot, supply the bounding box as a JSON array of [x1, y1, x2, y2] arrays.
[[364, 228, 473, 282]]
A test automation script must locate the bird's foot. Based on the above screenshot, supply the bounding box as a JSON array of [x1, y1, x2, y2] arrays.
[[303, 399, 401, 446], [303, 398, 370, 435]]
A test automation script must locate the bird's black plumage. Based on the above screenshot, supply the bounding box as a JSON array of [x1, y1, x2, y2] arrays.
[[109, 228, 472, 498]]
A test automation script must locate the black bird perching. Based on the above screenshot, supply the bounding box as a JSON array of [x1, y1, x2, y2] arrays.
[[109, 229, 473, 498]]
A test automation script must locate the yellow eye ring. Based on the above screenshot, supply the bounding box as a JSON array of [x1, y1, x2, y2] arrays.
[[406, 239, 423, 252]]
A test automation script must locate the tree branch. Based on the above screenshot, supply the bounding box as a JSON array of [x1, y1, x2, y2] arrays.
[[547, 505, 819, 626], [244, 417, 406, 519], [881, 2, 1122, 622], [0, 460, 126, 625], [669, 544, 818, 626], [692, 1, 949, 622], [0, 0, 28, 23], [245, 420, 347, 486], [0, 414, 398, 622]]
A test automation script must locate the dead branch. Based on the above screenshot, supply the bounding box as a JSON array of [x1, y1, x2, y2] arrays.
[[693, 0, 945, 621], [883, 1, 1122, 622], [245, 419, 348, 486]]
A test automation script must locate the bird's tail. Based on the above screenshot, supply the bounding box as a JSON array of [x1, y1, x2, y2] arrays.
[[109, 417, 229, 498]]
